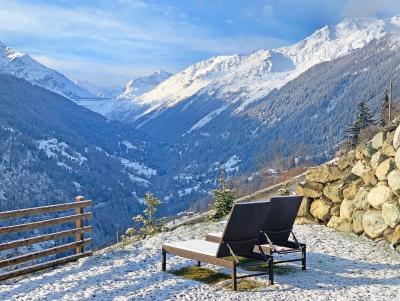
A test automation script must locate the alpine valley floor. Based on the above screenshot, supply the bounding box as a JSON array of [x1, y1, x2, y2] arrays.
[[0, 221, 399, 301]]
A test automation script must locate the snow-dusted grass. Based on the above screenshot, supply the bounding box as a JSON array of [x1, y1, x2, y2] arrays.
[[0, 221, 399, 301]]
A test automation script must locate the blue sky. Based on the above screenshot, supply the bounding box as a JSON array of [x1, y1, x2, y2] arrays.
[[1, 0, 400, 86]]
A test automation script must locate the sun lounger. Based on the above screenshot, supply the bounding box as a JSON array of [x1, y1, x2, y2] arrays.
[[162, 200, 271, 290], [205, 196, 306, 282]]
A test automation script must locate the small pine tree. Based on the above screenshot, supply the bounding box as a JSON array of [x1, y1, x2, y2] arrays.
[[380, 90, 390, 127], [345, 121, 360, 148], [346, 100, 376, 148], [212, 169, 235, 220]]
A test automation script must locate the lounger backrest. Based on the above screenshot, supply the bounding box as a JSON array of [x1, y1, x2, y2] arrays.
[[260, 195, 303, 244], [216, 200, 270, 258]]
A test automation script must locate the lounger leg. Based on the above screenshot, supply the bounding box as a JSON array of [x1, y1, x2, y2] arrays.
[[268, 256, 274, 285], [301, 244, 306, 270], [232, 262, 237, 291], [162, 250, 166, 271], [196, 261, 201, 267]]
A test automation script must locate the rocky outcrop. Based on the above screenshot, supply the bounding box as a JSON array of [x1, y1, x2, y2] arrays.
[[297, 120, 400, 252]]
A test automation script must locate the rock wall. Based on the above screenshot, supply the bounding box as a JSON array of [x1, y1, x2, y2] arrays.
[[297, 118, 400, 252]]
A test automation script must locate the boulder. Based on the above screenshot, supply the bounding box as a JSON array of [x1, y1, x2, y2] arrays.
[[327, 216, 352, 232], [362, 143, 376, 158], [370, 151, 386, 169], [383, 228, 394, 242], [355, 147, 364, 160], [297, 197, 312, 217], [323, 181, 344, 203], [310, 197, 332, 221], [337, 155, 353, 170], [367, 185, 393, 209], [305, 164, 342, 183], [392, 225, 400, 246], [354, 187, 370, 210], [388, 169, 400, 196], [352, 210, 365, 234], [343, 179, 363, 200], [396, 148, 400, 168], [382, 131, 396, 156], [381, 202, 400, 228], [351, 161, 371, 178], [371, 132, 386, 150], [340, 199, 355, 221], [296, 182, 323, 198], [362, 210, 388, 238], [393, 125, 400, 149], [341, 171, 360, 184], [361, 170, 378, 186], [375, 158, 396, 181], [330, 204, 340, 216]]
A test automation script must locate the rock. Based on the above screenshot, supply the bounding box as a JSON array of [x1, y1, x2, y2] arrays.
[[367, 185, 393, 209], [341, 171, 359, 183], [343, 179, 363, 200], [354, 187, 370, 210], [327, 216, 352, 232], [296, 182, 323, 198], [305, 164, 342, 183], [330, 204, 340, 216], [323, 181, 344, 203], [375, 158, 396, 181], [392, 225, 400, 246], [362, 143, 376, 158], [381, 202, 400, 228], [382, 131, 396, 156], [340, 199, 355, 221], [355, 147, 364, 160], [396, 148, 400, 168], [371, 132, 386, 149], [362, 210, 388, 238], [310, 197, 332, 222], [383, 228, 394, 242], [297, 197, 312, 217], [295, 217, 316, 225], [388, 169, 400, 196], [393, 125, 400, 149], [337, 155, 353, 170], [351, 161, 371, 178], [361, 170, 378, 186], [370, 151, 386, 169], [352, 210, 365, 234]]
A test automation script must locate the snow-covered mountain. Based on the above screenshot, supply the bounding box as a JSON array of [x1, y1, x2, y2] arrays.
[[0, 41, 94, 99], [71, 78, 123, 99], [98, 16, 400, 126], [117, 70, 172, 100]]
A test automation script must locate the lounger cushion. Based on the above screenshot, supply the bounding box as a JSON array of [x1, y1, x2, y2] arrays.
[[163, 240, 219, 257]]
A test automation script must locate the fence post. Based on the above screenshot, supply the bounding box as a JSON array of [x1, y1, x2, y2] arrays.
[[75, 196, 84, 254]]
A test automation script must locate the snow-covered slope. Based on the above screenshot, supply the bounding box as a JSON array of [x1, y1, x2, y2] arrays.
[[117, 70, 172, 100], [126, 16, 400, 118], [0, 41, 94, 99], [71, 78, 123, 99]]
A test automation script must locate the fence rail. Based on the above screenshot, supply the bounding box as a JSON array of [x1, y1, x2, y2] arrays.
[[0, 196, 93, 281]]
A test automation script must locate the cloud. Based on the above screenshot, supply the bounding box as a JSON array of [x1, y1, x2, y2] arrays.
[[341, 0, 400, 18]]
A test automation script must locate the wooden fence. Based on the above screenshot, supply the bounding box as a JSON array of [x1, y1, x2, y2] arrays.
[[0, 196, 93, 281]]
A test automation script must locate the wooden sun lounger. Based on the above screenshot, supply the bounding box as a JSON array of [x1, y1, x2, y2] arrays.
[[162, 200, 271, 290]]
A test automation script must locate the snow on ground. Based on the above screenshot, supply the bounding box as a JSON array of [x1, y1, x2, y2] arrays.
[[1, 221, 399, 301]]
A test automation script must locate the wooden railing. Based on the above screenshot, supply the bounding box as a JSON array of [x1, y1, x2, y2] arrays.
[[0, 196, 93, 281]]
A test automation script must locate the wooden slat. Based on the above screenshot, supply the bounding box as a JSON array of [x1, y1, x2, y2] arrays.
[[0, 251, 93, 281], [0, 238, 92, 268], [75, 196, 84, 254], [0, 226, 92, 251], [0, 213, 92, 235], [0, 200, 92, 220]]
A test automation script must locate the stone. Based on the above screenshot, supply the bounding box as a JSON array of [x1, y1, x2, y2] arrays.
[[381, 202, 400, 228], [337, 155, 353, 170], [352, 210, 365, 234], [327, 216, 352, 232], [305, 164, 342, 183], [323, 181, 344, 203], [362, 210, 388, 238], [343, 179, 363, 200], [296, 182, 323, 198], [367, 185, 393, 209], [310, 197, 332, 222], [396, 148, 400, 168], [340, 199, 355, 221], [371, 132, 386, 149], [361, 170, 378, 186], [393, 125, 400, 149], [354, 187, 370, 210], [370, 151, 386, 169], [388, 169, 400, 196], [297, 197, 312, 217], [382, 132, 396, 156], [341, 171, 359, 183], [351, 161, 371, 178], [355, 147, 364, 160], [362, 143, 376, 158], [392, 225, 400, 246], [383, 228, 394, 242], [295, 217, 316, 225], [375, 158, 396, 181], [330, 204, 340, 216]]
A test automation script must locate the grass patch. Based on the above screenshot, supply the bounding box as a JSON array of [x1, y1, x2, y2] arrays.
[[225, 256, 296, 275], [218, 279, 265, 291], [171, 266, 230, 285]]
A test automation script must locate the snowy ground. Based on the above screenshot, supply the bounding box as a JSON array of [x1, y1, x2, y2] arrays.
[[0, 221, 399, 301]]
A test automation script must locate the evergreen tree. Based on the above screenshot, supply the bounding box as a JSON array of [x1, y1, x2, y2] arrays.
[[380, 90, 390, 127], [346, 100, 376, 148], [212, 169, 235, 220], [345, 121, 360, 148]]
